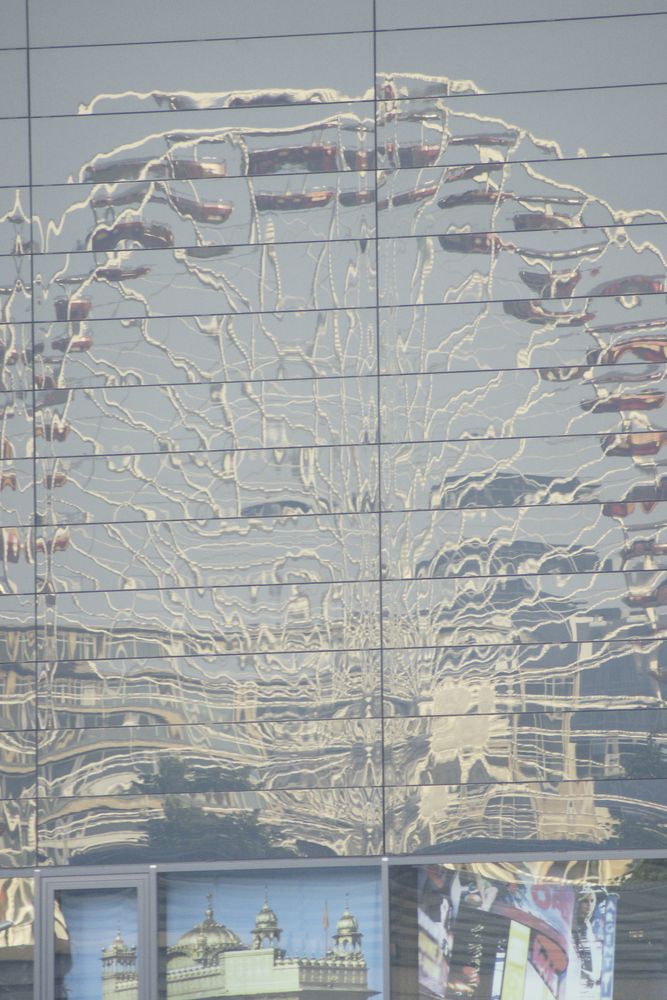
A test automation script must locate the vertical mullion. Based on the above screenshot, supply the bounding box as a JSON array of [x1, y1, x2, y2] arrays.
[[40, 878, 55, 1000], [371, 0, 387, 859], [381, 858, 391, 1000], [32, 869, 44, 1000], [23, 0, 39, 881], [147, 867, 159, 1000]]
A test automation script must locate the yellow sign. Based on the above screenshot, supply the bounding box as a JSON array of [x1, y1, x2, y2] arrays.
[[501, 922, 530, 1000]]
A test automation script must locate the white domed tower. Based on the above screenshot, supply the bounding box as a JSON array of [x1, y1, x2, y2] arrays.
[[332, 898, 363, 958], [101, 929, 137, 999], [251, 893, 282, 950]]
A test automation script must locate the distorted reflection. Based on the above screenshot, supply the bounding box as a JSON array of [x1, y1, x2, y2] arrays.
[[55, 887, 138, 1000], [0, 38, 665, 860], [0, 878, 34, 1000], [390, 858, 667, 1000]]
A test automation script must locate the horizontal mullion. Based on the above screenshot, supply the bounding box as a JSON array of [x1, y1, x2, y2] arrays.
[[26, 574, 381, 599], [3, 564, 657, 599], [376, 220, 667, 245], [7, 218, 664, 264], [385, 772, 667, 791], [0, 162, 372, 188], [2, 436, 375, 462], [22, 10, 667, 55], [22, 569, 663, 604], [28, 238, 667, 274], [17, 281, 667, 326], [22, 488, 663, 532], [21, 632, 661, 668], [376, 10, 667, 33], [385, 78, 667, 103], [20, 356, 665, 401], [9, 355, 661, 397], [30, 233, 372, 260], [2, 76, 659, 120], [34, 710, 385, 735], [29, 697, 667, 735], [17, 424, 667, 462], [0, 145, 662, 194], [27, 26, 372, 54], [384, 704, 667, 726]]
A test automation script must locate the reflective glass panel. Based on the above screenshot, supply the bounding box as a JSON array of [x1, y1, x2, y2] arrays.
[[389, 859, 667, 1000], [0, 878, 33, 1000], [54, 887, 138, 1000], [158, 866, 383, 1000]]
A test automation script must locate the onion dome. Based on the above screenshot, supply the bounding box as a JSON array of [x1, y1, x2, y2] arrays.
[[256, 899, 280, 931], [333, 897, 363, 956], [175, 895, 244, 957], [252, 893, 282, 948], [336, 908, 359, 937]]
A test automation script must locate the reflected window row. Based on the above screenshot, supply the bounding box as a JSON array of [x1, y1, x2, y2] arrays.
[[1, 567, 666, 654], [2, 497, 665, 587], [0, 634, 666, 731], [2, 368, 666, 459], [7, 217, 667, 266], [1, 526, 666, 611], [1, 565, 665, 645], [3, 124, 665, 191], [3, 705, 667, 797], [4, 288, 667, 393], [1, 429, 665, 529]]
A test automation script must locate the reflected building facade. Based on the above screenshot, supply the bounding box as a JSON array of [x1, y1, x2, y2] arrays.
[[0, 0, 666, 872], [100, 895, 375, 1000]]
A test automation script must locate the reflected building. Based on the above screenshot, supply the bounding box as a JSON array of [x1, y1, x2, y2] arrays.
[[0, 0, 666, 868], [99, 896, 376, 1000], [1, 2, 667, 998]]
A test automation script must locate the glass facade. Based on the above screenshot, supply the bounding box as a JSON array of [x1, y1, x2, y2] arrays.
[[390, 858, 667, 1000], [1, 0, 667, 993], [6, 858, 667, 1000]]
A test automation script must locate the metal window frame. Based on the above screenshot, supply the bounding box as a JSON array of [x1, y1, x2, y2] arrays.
[[35, 871, 156, 1000]]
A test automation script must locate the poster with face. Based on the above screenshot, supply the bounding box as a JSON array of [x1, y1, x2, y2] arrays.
[[415, 866, 617, 1000], [417, 867, 458, 998], [570, 888, 618, 1000]]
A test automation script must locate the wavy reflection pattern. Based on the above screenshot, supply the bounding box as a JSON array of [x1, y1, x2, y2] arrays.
[[0, 0, 666, 865]]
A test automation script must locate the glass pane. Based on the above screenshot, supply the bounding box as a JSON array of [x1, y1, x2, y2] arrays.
[[55, 887, 138, 1000], [390, 859, 667, 1000], [159, 866, 383, 1000], [0, 878, 34, 1000]]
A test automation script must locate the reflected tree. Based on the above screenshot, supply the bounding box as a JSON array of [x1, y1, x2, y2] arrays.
[[130, 753, 254, 793], [623, 736, 667, 780]]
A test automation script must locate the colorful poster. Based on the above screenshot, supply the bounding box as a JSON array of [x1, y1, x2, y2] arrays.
[[416, 866, 619, 1000], [417, 867, 455, 999]]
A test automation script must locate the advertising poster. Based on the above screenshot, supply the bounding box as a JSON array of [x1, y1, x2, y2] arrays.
[[416, 866, 618, 1000]]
